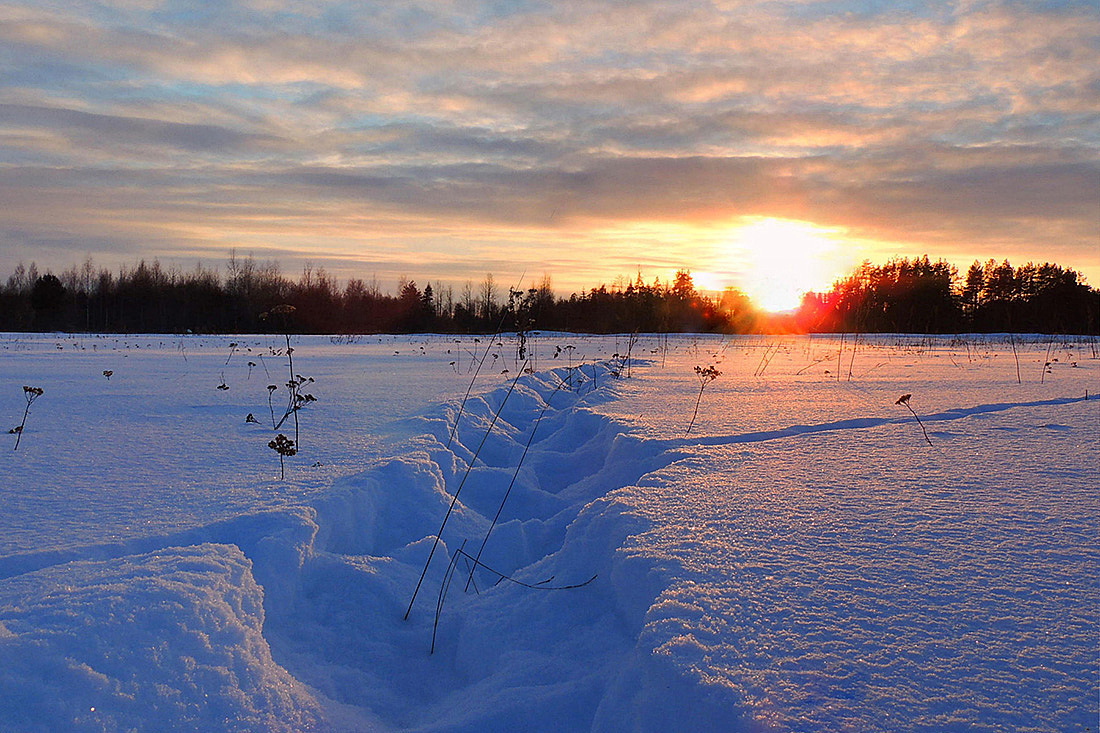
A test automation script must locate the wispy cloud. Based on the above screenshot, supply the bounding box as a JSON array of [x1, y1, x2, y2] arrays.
[[0, 0, 1096, 291]]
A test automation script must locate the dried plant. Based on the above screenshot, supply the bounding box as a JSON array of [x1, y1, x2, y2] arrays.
[[624, 331, 639, 378], [430, 376, 597, 653], [895, 393, 932, 447], [259, 305, 317, 449], [266, 384, 279, 427], [268, 433, 296, 480], [610, 332, 640, 379], [264, 378, 316, 434], [447, 335, 498, 449], [686, 365, 721, 435], [464, 378, 567, 594], [753, 343, 779, 377], [10, 386, 43, 451], [1009, 335, 1021, 384], [102, 370, 113, 381], [406, 366, 527, 621], [434, 541, 595, 654]]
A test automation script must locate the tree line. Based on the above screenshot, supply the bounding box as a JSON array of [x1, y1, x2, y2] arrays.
[[796, 256, 1097, 334], [0, 254, 1095, 335]]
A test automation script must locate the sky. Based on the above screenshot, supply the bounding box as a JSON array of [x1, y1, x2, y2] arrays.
[[0, 0, 1097, 305]]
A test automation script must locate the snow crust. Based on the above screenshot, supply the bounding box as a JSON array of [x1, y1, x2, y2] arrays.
[[0, 332, 1096, 731]]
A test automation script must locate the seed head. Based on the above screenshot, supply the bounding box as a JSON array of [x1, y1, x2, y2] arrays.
[[268, 433, 297, 457]]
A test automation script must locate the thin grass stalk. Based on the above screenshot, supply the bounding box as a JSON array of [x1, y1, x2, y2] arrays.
[[12, 387, 42, 451], [448, 336, 495, 449], [686, 385, 705, 435], [1040, 339, 1053, 384], [464, 554, 480, 595], [12, 401, 30, 451], [762, 343, 781, 376], [753, 344, 769, 377], [286, 334, 300, 447], [847, 333, 858, 381], [432, 544, 597, 654], [267, 389, 277, 429], [904, 402, 932, 446], [432, 539, 467, 654], [625, 331, 638, 378], [406, 365, 527, 620], [464, 378, 566, 593], [454, 548, 597, 591], [1010, 335, 1021, 384], [837, 333, 844, 382], [796, 355, 830, 375]]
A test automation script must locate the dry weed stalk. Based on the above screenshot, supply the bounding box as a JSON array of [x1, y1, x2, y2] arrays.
[[687, 365, 721, 435], [406, 365, 527, 621], [895, 393, 932, 447], [10, 386, 44, 451]]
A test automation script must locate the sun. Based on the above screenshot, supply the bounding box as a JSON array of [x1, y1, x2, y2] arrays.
[[729, 218, 850, 313]]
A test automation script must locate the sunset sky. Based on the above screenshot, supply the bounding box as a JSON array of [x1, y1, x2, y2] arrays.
[[0, 0, 1097, 305]]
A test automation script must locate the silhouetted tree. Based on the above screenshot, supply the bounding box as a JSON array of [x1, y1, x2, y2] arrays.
[[30, 274, 66, 330]]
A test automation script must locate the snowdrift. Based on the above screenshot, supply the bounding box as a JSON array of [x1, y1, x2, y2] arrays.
[[0, 362, 740, 731]]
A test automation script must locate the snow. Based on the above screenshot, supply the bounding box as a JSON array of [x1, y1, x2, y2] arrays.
[[0, 332, 1096, 731], [0, 334, 510, 554], [0, 544, 323, 732]]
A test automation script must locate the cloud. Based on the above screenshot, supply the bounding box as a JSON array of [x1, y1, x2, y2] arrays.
[[0, 0, 1096, 290], [0, 103, 283, 154]]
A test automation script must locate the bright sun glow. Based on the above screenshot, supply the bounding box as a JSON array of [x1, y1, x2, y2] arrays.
[[730, 218, 849, 312]]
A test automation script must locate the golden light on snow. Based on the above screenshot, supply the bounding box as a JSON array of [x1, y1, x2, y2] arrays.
[[729, 217, 856, 313]]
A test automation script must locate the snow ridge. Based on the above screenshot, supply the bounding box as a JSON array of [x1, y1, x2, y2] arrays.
[[0, 362, 719, 731], [666, 394, 1090, 449]]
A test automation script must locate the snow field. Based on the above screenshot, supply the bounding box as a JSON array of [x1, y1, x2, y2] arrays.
[[0, 332, 1097, 731], [0, 334, 512, 555], [604, 402, 1098, 731]]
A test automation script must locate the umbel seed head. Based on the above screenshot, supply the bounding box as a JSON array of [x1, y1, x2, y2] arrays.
[[268, 433, 297, 457], [895, 393, 911, 405], [694, 365, 721, 381]]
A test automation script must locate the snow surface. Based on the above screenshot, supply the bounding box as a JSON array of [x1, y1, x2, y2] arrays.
[[0, 332, 1096, 731]]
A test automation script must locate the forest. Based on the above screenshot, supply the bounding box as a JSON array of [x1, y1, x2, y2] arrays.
[[0, 254, 1096, 335]]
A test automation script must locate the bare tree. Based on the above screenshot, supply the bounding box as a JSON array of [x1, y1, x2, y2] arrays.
[[479, 273, 497, 320], [461, 280, 475, 314]]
